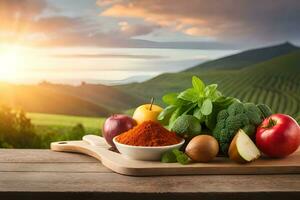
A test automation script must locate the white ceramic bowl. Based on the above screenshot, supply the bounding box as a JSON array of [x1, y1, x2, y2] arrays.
[[113, 137, 185, 161]]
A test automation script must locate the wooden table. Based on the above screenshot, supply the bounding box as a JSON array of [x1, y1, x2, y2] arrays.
[[0, 149, 299, 200]]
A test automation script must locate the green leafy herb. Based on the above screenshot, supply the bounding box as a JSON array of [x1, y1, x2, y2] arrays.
[[173, 149, 190, 165], [161, 149, 190, 165], [161, 150, 177, 163], [201, 99, 213, 115], [178, 88, 199, 102], [159, 76, 237, 131], [168, 106, 185, 127], [193, 107, 203, 120], [157, 105, 177, 121], [192, 76, 205, 95], [162, 93, 178, 105]]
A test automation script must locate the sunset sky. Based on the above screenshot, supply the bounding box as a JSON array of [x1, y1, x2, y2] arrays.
[[0, 0, 299, 84]]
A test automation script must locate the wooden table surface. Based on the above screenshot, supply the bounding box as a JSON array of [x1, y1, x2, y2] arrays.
[[0, 149, 299, 200]]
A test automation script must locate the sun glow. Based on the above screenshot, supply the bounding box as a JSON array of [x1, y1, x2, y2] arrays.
[[0, 45, 25, 81]]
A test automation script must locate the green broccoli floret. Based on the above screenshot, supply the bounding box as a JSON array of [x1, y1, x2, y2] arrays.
[[244, 103, 261, 125], [242, 124, 256, 136], [246, 110, 262, 125], [217, 110, 229, 121], [219, 129, 232, 153], [212, 102, 263, 155], [213, 119, 225, 141], [227, 102, 245, 115], [226, 115, 243, 131], [236, 113, 249, 126], [244, 103, 260, 113]]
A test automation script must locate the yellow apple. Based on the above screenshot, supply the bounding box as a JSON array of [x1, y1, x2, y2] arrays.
[[133, 104, 163, 124]]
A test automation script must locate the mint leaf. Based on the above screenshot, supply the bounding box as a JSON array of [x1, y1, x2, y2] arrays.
[[183, 103, 197, 115], [162, 150, 190, 164], [161, 150, 177, 163], [178, 88, 199, 102], [158, 105, 177, 121], [162, 93, 178, 105], [204, 84, 218, 98], [201, 99, 213, 115], [168, 106, 184, 127], [193, 107, 205, 122], [197, 99, 203, 107], [172, 149, 190, 165], [192, 76, 205, 94], [214, 96, 237, 108]]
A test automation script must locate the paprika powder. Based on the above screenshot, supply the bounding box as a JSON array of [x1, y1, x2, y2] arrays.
[[116, 121, 182, 146]]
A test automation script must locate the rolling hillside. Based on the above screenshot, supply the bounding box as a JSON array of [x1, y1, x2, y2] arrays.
[[0, 83, 112, 117], [185, 42, 299, 71], [37, 83, 143, 111], [118, 43, 300, 119], [0, 82, 143, 117], [0, 42, 299, 119]]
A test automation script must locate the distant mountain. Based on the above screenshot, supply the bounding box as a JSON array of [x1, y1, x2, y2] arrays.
[[117, 43, 300, 118], [185, 42, 299, 72], [91, 75, 152, 85]]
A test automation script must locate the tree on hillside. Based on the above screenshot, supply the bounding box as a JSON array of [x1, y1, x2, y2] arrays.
[[0, 106, 39, 148]]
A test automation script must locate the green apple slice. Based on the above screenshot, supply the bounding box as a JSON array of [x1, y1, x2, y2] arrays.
[[228, 129, 261, 163]]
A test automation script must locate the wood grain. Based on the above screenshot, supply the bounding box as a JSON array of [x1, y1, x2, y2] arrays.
[[0, 172, 299, 193], [51, 140, 300, 176], [0, 149, 299, 200], [0, 149, 97, 163], [0, 163, 110, 173]]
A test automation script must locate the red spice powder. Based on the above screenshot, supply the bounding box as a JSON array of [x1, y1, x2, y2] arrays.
[[116, 121, 182, 146]]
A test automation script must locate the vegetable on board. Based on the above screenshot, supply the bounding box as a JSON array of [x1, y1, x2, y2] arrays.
[[158, 76, 237, 130], [212, 102, 265, 155]]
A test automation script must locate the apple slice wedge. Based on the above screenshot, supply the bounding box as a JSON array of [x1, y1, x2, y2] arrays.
[[228, 129, 261, 163]]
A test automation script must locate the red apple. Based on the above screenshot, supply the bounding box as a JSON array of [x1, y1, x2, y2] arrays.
[[256, 114, 300, 158], [103, 114, 137, 147]]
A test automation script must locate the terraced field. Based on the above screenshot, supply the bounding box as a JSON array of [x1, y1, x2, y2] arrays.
[[218, 51, 300, 117], [119, 50, 300, 120]]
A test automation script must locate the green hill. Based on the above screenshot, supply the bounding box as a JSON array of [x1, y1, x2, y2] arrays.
[[185, 42, 299, 72], [1, 42, 299, 119], [0, 83, 112, 117], [37, 83, 143, 111], [118, 45, 300, 118]]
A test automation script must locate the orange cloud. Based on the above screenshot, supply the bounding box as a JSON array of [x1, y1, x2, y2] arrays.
[[118, 21, 159, 36], [0, 0, 239, 49], [184, 27, 216, 36], [101, 3, 210, 37], [101, 1, 219, 37], [99, 0, 300, 43]]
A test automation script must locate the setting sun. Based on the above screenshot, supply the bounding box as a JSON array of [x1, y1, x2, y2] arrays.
[[0, 45, 23, 81]]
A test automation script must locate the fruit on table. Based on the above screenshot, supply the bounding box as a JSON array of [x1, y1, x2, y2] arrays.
[[171, 115, 202, 139], [103, 114, 137, 147], [185, 135, 219, 162], [133, 102, 163, 124], [256, 114, 300, 158], [228, 129, 260, 163]]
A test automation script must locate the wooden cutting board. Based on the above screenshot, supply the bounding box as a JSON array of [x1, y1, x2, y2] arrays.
[[51, 135, 300, 176]]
